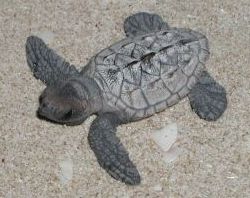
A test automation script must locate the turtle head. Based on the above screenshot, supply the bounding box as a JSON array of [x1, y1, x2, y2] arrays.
[[37, 77, 97, 125]]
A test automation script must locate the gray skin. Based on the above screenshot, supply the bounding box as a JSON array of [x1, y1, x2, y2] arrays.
[[26, 12, 227, 185]]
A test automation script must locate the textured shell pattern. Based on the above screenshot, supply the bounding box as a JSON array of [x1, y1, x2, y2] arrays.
[[89, 28, 209, 120]]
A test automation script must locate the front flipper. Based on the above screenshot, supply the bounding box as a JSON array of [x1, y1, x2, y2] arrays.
[[188, 71, 227, 121], [26, 36, 79, 86], [88, 113, 140, 185], [124, 12, 169, 37]]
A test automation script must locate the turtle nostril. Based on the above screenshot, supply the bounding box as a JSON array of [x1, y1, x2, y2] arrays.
[[39, 95, 45, 104], [41, 102, 47, 109], [62, 109, 73, 120]]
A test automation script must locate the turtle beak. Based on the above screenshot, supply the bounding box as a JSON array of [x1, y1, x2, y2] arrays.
[[37, 102, 51, 118], [37, 99, 87, 126], [37, 103, 57, 121], [38, 100, 69, 119]]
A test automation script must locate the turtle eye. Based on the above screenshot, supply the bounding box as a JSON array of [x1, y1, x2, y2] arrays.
[[61, 109, 73, 120]]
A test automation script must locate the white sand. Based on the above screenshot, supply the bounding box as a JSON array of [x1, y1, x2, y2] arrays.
[[0, 0, 249, 197]]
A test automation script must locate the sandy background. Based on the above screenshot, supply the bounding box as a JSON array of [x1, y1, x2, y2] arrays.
[[0, 0, 249, 197]]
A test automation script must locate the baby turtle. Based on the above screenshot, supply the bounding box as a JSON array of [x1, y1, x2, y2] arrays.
[[26, 12, 227, 185]]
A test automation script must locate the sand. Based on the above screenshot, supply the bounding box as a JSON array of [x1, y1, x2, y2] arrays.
[[0, 0, 249, 197]]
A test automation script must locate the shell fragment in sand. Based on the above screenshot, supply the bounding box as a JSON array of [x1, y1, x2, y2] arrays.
[[151, 123, 178, 152], [59, 158, 73, 185], [163, 144, 182, 164]]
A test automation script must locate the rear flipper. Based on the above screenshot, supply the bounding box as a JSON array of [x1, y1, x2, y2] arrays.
[[188, 71, 227, 121], [26, 36, 79, 86], [124, 12, 169, 37], [88, 113, 141, 185]]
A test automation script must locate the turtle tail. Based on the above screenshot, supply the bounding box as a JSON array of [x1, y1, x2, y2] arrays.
[[124, 12, 169, 37]]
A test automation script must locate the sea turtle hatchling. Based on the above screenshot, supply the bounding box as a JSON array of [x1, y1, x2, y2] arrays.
[[26, 12, 227, 185]]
